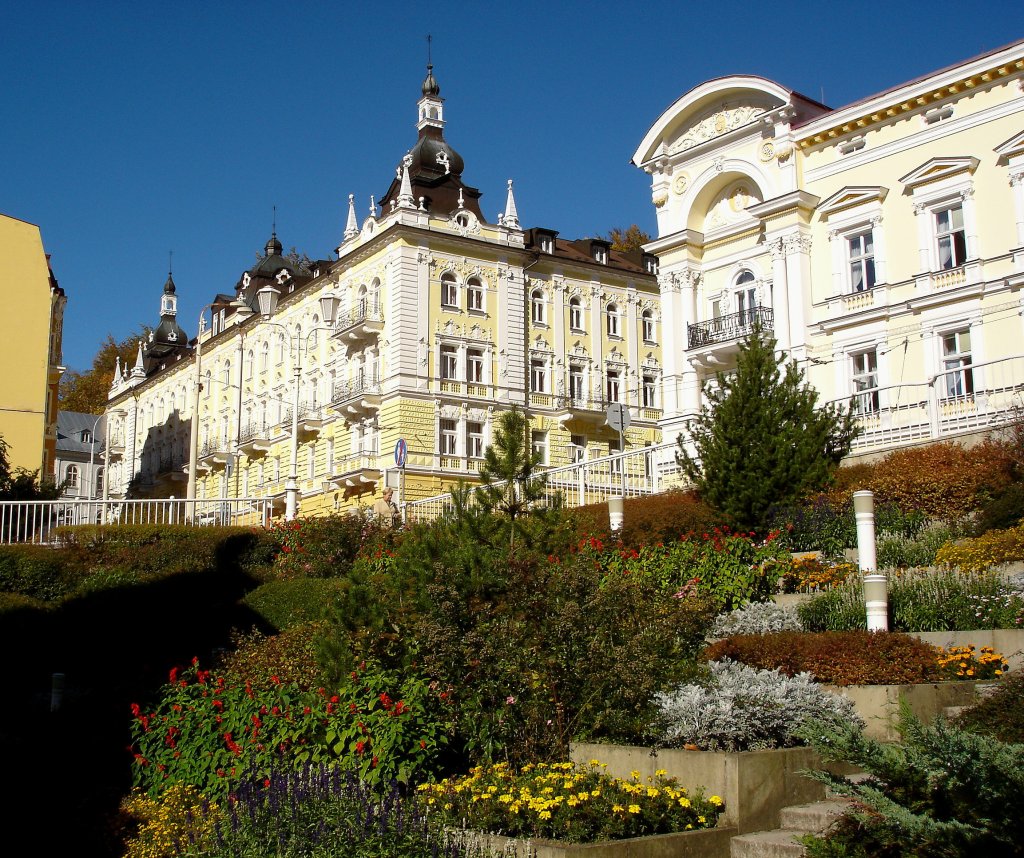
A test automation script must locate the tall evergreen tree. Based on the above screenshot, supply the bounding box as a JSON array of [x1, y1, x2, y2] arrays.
[[677, 324, 858, 533]]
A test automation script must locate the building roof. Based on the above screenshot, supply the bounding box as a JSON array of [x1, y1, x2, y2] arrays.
[[56, 411, 104, 454]]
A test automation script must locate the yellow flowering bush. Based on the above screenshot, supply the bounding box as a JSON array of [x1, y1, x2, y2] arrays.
[[935, 645, 1009, 680], [781, 556, 856, 593], [418, 760, 723, 843], [935, 522, 1024, 573], [119, 784, 220, 858]]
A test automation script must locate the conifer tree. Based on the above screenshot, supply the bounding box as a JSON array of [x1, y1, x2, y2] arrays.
[[677, 324, 858, 533]]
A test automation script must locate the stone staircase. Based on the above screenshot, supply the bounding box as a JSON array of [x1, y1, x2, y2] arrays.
[[729, 798, 852, 857]]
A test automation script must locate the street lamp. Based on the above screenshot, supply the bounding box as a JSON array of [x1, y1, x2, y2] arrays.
[[255, 284, 341, 520], [88, 413, 104, 523]]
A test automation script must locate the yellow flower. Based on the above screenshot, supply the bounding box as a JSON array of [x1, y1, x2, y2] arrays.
[[709, 795, 724, 806], [679, 797, 691, 808], [647, 787, 660, 798], [612, 804, 625, 813], [654, 768, 667, 776], [630, 770, 641, 780], [628, 804, 641, 814], [539, 810, 551, 820]]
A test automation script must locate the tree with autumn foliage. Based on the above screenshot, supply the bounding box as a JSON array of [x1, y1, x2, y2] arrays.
[[59, 330, 149, 414], [606, 225, 652, 252]]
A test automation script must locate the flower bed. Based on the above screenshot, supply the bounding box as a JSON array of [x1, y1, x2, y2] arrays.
[[459, 826, 738, 858]]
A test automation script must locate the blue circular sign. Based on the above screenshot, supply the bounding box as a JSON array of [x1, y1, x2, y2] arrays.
[[394, 438, 407, 468]]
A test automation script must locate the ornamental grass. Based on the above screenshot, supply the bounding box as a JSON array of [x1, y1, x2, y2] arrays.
[[418, 760, 724, 844]]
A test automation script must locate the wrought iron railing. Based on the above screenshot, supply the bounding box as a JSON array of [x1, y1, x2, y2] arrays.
[[687, 307, 774, 349]]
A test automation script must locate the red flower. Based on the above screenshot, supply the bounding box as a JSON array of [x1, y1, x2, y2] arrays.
[[420, 740, 427, 750], [379, 692, 393, 710], [371, 755, 378, 768], [355, 741, 365, 755], [169, 667, 179, 684], [270, 675, 280, 685]]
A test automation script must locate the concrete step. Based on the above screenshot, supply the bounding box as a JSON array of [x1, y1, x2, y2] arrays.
[[730, 828, 807, 857], [825, 770, 873, 800], [778, 800, 850, 834]]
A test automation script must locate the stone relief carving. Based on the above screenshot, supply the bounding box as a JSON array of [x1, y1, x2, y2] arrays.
[[668, 104, 767, 154]]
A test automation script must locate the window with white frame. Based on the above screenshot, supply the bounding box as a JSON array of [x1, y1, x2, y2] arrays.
[[441, 273, 459, 308], [606, 303, 620, 337], [735, 271, 756, 322], [467, 422, 484, 459], [569, 296, 584, 331], [439, 418, 458, 455], [260, 341, 269, 373], [569, 364, 585, 403], [467, 348, 484, 383], [530, 358, 547, 393], [941, 329, 974, 398], [642, 373, 657, 408], [96, 467, 104, 494], [935, 205, 967, 270], [467, 277, 485, 312], [307, 444, 315, 479], [531, 289, 546, 325], [641, 308, 656, 342], [848, 232, 876, 292], [440, 344, 458, 380], [606, 368, 621, 403], [532, 429, 548, 465], [569, 434, 587, 463], [66, 464, 79, 489], [851, 349, 879, 414], [609, 438, 622, 474]]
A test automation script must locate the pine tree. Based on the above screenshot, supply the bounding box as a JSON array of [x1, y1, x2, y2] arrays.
[[677, 324, 858, 533]]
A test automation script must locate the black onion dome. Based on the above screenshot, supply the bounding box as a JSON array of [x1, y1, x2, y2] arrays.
[[422, 64, 440, 97], [163, 273, 177, 295], [408, 131, 465, 180]]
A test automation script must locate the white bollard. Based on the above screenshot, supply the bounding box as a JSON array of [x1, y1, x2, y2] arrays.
[[608, 496, 624, 538], [853, 490, 888, 632]]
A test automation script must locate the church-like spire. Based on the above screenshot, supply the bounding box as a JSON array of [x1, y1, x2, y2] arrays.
[[502, 179, 521, 230], [344, 194, 359, 241], [131, 341, 146, 377], [397, 155, 416, 209]]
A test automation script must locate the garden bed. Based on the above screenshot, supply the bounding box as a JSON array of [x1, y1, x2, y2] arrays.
[[460, 826, 738, 858], [569, 744, 836, 835], [914, 629, 1024, 670]]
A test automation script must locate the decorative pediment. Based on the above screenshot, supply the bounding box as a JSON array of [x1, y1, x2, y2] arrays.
[[531, 334, 552, 352], [605, 348, 626, 365], [899, 157, 979, 190], [818, 186, 888, 218], [666, 100, 774, 155], [568, 341, 589, 358], [995, 130, 1024, 162]]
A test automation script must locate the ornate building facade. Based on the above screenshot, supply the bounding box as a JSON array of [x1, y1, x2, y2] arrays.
[[634, 39, 1024, 455], [104, 67, 662, 516]]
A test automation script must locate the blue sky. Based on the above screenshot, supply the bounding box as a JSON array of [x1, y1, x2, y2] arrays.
[[3, 1, 1021, 373]]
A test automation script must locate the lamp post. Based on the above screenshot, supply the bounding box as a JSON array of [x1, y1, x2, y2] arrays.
[[88, 413, 104, 524], [255, 283, 340, 521]]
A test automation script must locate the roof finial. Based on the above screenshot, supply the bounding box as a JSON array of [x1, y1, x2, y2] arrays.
[[421, 35, 440, 97], [369, 195, 377, 218], [168, 249, 173, 276], [457, 188, 465, 210], [397, 154, 416, 209], [344, 194, 359, 240], [502, 179, 521, 230], [272, 204, 277, 237]]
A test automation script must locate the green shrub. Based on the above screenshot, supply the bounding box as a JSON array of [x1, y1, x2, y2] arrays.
[[798, 580, 868, 632], [0, 544, 87, 600], [876, 522, 962, 571], [653, 660, 862, 751], [0, 590, 47, 613], [800, 705, 1024, 856], [216, 622, 327, 691], [266, 514, 385, 579], [241, 578, 345, 630], [974, 481, 1024, 534], [702, 630, 942, 686], [708, 602, 803, 639], [573, 489, 723, 550], [955, 671, 1024, 743]]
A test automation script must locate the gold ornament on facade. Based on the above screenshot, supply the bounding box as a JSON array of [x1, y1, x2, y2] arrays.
[[673, 173, 689, 195], [759, 141, 776, 162], [652, 190, 669, 208]]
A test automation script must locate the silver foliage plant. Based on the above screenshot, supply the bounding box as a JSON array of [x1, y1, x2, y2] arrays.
[[708, 601, 804, 640], [653, 660, 863, 752]]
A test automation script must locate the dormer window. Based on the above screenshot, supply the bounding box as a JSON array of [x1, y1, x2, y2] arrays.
[[541, 237, 553, 253], [643, 254, 659, 274], [594, 246, 608, 265], [80, 430, 92, 443]]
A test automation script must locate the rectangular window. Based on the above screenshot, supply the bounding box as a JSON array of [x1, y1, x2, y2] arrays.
[[942, 329, 974, 398], [441, 276, 459, 307], [467, 281, 485, 312], [307, 444, 315, 479], [848, 232, 876, 292], [609, 438, 622, 474], [569, 300, 584, 331], [467, 422, 484, 459], [569, 365, 585, 403], [570, 434, 587, 463], [440, 419, 458, 455], [532, 429, 548, 465], [736, 288, 757, 324], [467, 348, 484, 383], [530, 358, 547, 393], [642, 312, 655, 342], [440, 345, 458, 380], [606, 369, 621, 403], [936, 205, 966, 270], [851, 350, 879, 414], [642, 374, 657, 407]]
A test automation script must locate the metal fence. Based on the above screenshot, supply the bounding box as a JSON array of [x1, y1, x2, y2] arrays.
[[0, 498, 271, 545]]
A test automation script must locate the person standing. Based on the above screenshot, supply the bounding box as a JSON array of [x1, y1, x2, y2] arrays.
[[372, 486, 401, 528]]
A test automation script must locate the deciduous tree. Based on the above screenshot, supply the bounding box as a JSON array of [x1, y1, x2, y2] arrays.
[[59, 331, 148, 414]]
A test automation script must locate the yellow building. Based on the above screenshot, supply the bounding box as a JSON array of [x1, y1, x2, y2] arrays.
[[0, 213, 66, 478], [105, 66, 661, 517], [634, 39, 1024, 455]]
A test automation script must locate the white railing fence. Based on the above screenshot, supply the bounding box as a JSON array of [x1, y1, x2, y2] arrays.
[[0, 498, 271, 546]]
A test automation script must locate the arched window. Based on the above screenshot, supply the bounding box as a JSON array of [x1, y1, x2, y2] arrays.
[[735, 271, 757, 324], [357, 285, 368, 317], [642, 308, 656, 342], [66, 464, 79, 489], [606, 302, 621, 337], [95, 467, 104, 495], [221, 360, 231, 389], [204, 370, 212, 398], [260, 341, 269, 373], [467, 277, 484, 312], [569, 296, 583, 331], [531, 289, 546, 325], [246, 350, 254, 379], [275, 333, 285, 365], [370, 278, 382, 312], [308, 315, 319, 350], [441, 273, 459, 307]]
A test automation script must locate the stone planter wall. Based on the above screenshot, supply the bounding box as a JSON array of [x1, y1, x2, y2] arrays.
[[459, 827, 738, 858], [569, 744, 835, 836], [914, 629, 1024, 670]]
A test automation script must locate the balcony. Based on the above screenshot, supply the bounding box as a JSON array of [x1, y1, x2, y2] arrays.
[[105, 432, 125, 459], [332, 300, 384, 344], [198, 440, 231, 471], [279, 403, 326, 439], [687, 307, 774, 350], [156, 454, 187, 483], [330, 378, 382, 418], [237, 422, 273, 458], [551, 394, 608, 427], [322, 451, 381, 489]]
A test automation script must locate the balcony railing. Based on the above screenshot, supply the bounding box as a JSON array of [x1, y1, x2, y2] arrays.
[[687, 307, 774, 349], [331, 378, 382, 407], [333, 300, 384, 342]]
